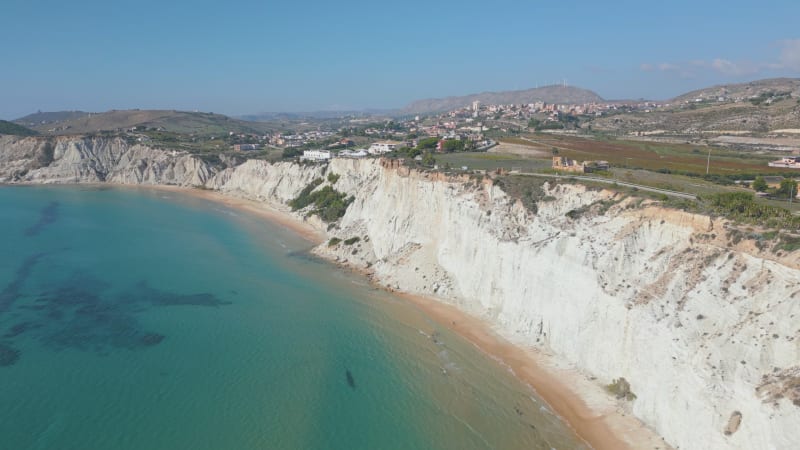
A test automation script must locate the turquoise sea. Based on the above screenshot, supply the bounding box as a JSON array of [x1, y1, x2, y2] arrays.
[[0, 185, 586, 450]]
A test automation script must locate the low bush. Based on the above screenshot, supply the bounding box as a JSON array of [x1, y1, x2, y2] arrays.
[[289, 179, 353, 223], [606, 377, 637, 401], [288, 178, 324, 210], [343, 237, 360, 245], [704, 192, 800, 230]]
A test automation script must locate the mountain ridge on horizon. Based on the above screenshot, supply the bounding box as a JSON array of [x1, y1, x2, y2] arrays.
[[9, 77, 799, 130], [401, 77, 800, 114]]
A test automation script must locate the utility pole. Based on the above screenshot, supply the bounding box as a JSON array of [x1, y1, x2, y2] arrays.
[[706, 148, 711, 175]]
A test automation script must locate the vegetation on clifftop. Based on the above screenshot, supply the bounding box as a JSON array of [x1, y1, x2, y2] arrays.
[[0, 120, 37, 136], [704, 192, 800, 230]]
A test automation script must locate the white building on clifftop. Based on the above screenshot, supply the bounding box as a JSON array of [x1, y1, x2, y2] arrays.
[[300, 150, 331, 162], [368, 142, 397, 155]]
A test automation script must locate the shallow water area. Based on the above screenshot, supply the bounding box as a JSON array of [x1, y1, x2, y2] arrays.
[[0, 185, 586, 449]]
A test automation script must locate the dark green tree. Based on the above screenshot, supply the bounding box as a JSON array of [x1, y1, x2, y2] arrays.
[[441, 140, 465, 152], [777, 179, 798, 199], [752, 176, 767, 192], [416, 137, 439, 150]]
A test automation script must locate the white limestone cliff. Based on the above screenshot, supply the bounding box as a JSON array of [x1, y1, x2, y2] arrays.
[[315, 158, 800, 450], [0, 135, 214, 186], [1, 135, 799, 449]]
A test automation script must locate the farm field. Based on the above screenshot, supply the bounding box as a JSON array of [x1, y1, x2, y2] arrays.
[[435, 151, 551, 172], [518, 133, 796, 176], [435, 135, 800, 214]]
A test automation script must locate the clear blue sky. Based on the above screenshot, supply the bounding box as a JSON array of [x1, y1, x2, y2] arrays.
[[2, 0, 799, 119]]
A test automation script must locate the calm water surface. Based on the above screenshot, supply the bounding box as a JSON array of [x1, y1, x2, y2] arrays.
[[0, 185, 586, 450]]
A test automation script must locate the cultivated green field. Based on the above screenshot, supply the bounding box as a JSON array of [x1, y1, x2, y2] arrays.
[[434, 152, 551, 172]]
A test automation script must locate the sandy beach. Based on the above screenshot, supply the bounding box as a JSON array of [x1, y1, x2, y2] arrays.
[[395, 292, 669, 450], [139, 183, 668, 450], [135, 185, 327, 244]]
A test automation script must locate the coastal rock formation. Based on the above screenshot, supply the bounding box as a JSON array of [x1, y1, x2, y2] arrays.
[[1, 135, 799, 450], [208, 159, 326, 205], [0, 135, 214, 186], [316, 158, 800, 450]]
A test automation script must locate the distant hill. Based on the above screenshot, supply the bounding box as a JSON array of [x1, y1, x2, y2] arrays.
[[0, 120, 38, 136], [403, 85, 605, 114], [15, 110, 90, 127], [671, 78, 800, 103], [239, 109, 393, 122], [14, 110, 280, 136], [588, 78, 800, 135]]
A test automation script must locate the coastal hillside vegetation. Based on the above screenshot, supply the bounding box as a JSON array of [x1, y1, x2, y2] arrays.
[[289, 178, 354, 222], [327, 172, 340, 184], [0, 120, 38, 136], [704, 192, 800, 230], [493, 174, 800, 232]]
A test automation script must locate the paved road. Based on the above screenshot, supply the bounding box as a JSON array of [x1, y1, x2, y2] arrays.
[[511, 172, 699, 200]]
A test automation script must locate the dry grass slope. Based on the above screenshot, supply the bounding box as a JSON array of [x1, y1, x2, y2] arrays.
[[19, 110, 279, 136]]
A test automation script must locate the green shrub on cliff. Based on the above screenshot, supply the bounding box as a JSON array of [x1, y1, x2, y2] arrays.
[[327, 172, 340, 184], [775, 233, 800, 253], [288, 178, 324, 210], [289, 179, 353, 223], [606, 377, 636, 401], [704, 192, 800, 230]]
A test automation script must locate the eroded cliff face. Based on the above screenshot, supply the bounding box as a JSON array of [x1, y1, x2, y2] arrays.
[[208, 159, 326, 205], [0, 135, 214, 186], [2, 136, 799, 450], [315, 158, 800, 450]]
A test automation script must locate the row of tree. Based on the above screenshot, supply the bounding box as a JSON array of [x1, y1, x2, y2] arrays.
[[752, 176, 798, 199]]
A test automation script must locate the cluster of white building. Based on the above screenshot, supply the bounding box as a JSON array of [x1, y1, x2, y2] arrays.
[[300, 147, 374, 162], [768, 156, 800, 168], [272, 130, 337, 147], [300, 149, 332, 162], [367, 142, 397, 154], [300, 141, 403, 162], [339, 149, 368, 158]]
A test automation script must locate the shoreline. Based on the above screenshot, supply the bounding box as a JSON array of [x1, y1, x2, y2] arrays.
[[129, 184, 327, 245], [393, 291, 669, 450], [4, 181, 666, 449], [111, 183, 670, 450], [158, 186, 667, 450]]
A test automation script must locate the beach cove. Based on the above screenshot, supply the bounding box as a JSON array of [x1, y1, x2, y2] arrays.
[[5, 136, 796, 449], [0, 184, 590, 450], [153, 184, 666, 450]]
